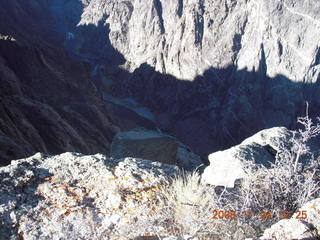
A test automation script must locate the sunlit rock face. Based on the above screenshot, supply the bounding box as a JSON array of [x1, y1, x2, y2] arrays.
[[73, 0, 320, 157], [202, 125, 320, 188], [78, 0, 320, 82], [202, 127, 293, 187], [0, 0, 319, 160]]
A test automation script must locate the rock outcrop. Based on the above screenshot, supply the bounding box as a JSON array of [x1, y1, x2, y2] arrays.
[[1, 152, 320, 240], [79, 0, 320, 83], [201, 127, 315, 187], [111, 128, 202, 170], [74, 0, 320, 158], [0, 152, 178, 240]]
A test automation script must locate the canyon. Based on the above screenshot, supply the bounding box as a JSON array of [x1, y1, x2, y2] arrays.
[[0, 1, 320, 238], [0, 0, 319, 162]]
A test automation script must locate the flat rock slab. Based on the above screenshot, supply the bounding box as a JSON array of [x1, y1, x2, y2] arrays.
[[111, 128, 202, 170]]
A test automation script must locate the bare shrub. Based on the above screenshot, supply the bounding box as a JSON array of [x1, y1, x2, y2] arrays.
[[156, 171, 256, 239], [155, 110, 320, 239], [225, 108, 320, 233], [158, 171, 219, 236], [56, 110, 319, 239]]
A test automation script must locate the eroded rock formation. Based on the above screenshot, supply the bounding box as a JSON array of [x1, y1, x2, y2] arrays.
[[74, 0, 320, 157], [79, 0, 320, 82], [0, 0, 319, 160], [0, 38, 119, 165]]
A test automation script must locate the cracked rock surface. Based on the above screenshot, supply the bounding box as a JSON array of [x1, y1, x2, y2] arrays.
[[0, 152, 178, 240], [79, 0, 320, 82]]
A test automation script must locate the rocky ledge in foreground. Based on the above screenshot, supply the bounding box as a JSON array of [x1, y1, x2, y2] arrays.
[[1, 149, 320, 239], [0, 152, 178, 240]]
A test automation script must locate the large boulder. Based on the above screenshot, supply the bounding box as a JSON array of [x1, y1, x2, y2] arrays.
[[111, 128, 202, 170], [0, 152, 179, 240], [201, 127, 294, 187]]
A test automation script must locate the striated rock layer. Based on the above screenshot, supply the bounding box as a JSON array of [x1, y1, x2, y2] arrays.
[[80, 0, 320, 82], [0, 38, 119, 166]]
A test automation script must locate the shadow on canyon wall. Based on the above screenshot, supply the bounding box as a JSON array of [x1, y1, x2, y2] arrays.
[[78, 21, 319, 160], [110, 64, 319, 161], [68, 19, 126, 66], [0, 1, 319, 164], [0, 37, 119, 166]]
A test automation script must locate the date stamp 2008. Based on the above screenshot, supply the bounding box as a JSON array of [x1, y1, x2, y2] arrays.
[[211, 209, 307, 220]]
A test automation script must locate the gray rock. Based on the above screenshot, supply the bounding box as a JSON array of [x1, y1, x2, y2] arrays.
[[1, 0, 320, 162], [111, 128, 202, 170], [0, 152, 179, 240], [78, 0, 320, 83], [258, 198, 320, 239], [201, 143, 274, 188], [201, 127, 294, 187], [240, 127, 294, 153], [71, 0, 320, 159]]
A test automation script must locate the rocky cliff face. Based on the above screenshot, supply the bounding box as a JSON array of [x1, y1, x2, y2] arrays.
[[0, 0, 319, 160], [74, 0, 320, 157], [79, 0, 320, 82], [0, 37, 119, 166]]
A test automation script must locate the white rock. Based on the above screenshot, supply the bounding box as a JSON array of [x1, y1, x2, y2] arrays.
[[202, 127, 293, 187]]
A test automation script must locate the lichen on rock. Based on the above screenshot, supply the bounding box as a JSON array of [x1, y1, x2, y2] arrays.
[[0, 152, 178, 240]]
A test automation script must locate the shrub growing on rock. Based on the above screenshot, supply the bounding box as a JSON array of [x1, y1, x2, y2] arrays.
[[155, 112, 320, 239], [237, 111, 320, 231]]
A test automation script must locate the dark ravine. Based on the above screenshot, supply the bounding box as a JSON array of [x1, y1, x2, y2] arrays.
[[0, 37, 119, 165], [75, 0, 320, 159], [0, 2, 320, 239], [0, 0, 319, 163]]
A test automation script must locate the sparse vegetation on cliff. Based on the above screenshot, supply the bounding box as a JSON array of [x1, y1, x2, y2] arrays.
[[150, 113, 320, 239]]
